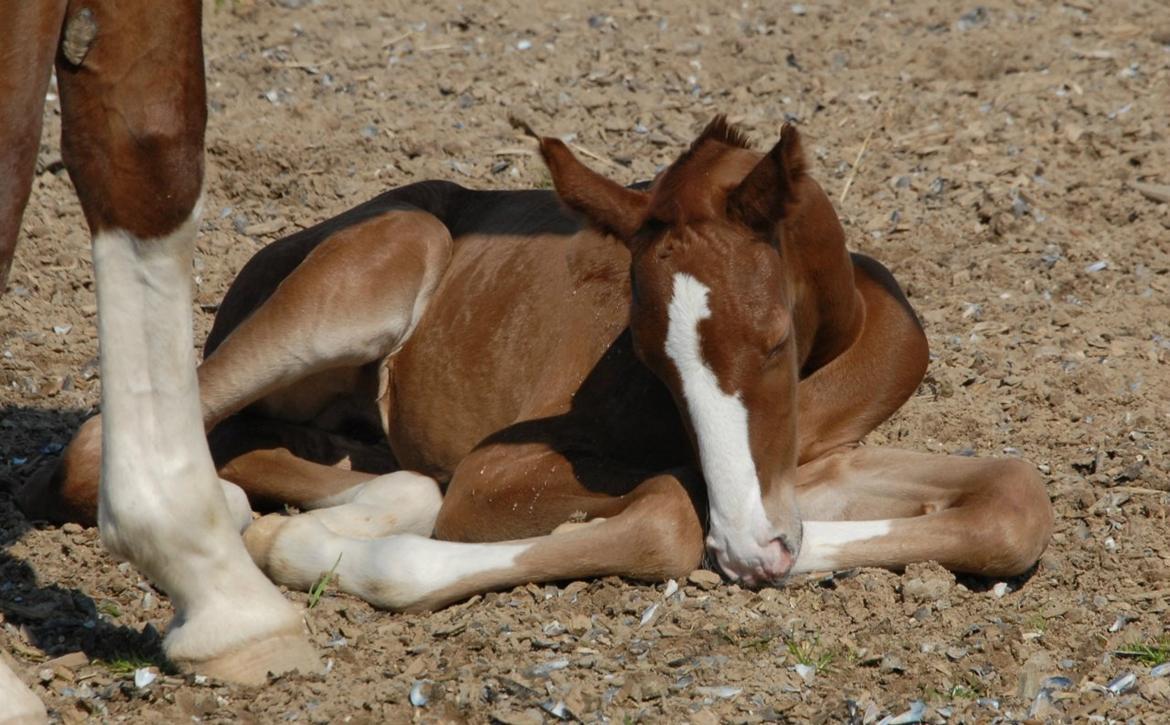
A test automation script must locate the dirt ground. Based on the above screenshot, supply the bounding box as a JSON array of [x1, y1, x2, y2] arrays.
[[3, 0, 1169, 721]]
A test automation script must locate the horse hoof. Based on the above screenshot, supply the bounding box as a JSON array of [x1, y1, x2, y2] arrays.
[[241, 513, 290, 570], [172, 631, 321, 686], [0, 657, 48, 725]]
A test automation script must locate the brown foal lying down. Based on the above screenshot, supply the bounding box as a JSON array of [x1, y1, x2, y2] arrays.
[[32, 118, 1053, 611]]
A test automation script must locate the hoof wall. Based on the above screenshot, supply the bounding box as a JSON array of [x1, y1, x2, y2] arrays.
[[175, 632, 321, 686]]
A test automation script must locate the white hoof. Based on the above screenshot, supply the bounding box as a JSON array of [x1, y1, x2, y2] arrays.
[[171, 630, 320, 686]]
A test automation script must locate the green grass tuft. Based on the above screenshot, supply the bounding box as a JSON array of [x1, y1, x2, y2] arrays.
[[1116, 638, 1170, 666], [786, 638, 835, 673], [307, 553, 343, 609]]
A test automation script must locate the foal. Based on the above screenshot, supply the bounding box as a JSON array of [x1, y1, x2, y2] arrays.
[[37, 119, 1054, 611]]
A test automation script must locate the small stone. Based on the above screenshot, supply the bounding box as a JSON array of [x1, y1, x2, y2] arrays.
[[44, 652, 88, 670], [884, 700, 926, 724], [992, 582, 1009, 598], [901, 564, 953, 602], [694, 685, 741, 699], [1029, 688, 1058, 720], [1042, 675, 1073, 690], [945, 646, 967, 661], [687, 569, 722, 590], [880, 655, 906, 674], [409, 680, 431, 707], [133, 668, 157, 689], [793, 663, 815, 684], [1106, 672, 1136, 695], [561, 581, 588, 599], [956, 6, 989, 32], [525, 658, 569, 678], [242, 218, 288, 236], [639, 602, 659, 626]]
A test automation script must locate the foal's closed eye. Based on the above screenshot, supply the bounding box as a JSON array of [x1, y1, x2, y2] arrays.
[[762, 317, 792, 366], [763, 336, 789, 366]]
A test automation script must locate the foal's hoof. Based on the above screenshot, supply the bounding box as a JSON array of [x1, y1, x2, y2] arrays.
[[173, 631, 321, 687], [241, 513, 290, 571]]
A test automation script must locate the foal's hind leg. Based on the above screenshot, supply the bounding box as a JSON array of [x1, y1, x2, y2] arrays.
[[243, 445, 706, 612], [196, 210, 453, 429], [791, 448, 1053, 577]]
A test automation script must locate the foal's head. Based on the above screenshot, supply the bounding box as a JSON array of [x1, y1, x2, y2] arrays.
[[533, 117, 808, 586]]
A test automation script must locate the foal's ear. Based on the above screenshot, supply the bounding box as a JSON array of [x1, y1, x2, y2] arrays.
[[726, 123, 807, 235], [514, 118, 648, 242]]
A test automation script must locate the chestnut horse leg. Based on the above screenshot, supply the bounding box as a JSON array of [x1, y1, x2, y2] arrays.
[[243, 444, 706, 612], [0, 2, 67, 717], [0, 1, 65, 291], [53, 0, 318, 684], [792, 448, 1054, 577]]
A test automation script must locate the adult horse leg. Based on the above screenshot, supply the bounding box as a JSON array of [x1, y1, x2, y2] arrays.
[[243, 442, 706, 612], [0, 1, 65, 291], [1, 4, 71, 720], [791, 448, 1053, 577], [53, 0, 318, 684]]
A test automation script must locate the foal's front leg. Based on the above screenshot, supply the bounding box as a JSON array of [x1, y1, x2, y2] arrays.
[[243, 447, 705, 611], [791, 447, 1053, 577]]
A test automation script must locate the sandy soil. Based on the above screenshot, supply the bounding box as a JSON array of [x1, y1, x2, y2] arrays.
[[3, 0, 1170, 722]]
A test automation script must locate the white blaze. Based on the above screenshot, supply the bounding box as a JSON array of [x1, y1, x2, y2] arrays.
[[664, 273, 772, 563]]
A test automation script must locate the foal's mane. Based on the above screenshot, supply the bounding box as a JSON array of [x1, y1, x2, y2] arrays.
[[648, 116, 756, 223], [666, 115, 753, 173]]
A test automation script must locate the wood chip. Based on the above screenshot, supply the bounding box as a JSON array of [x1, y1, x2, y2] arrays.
[[1131, 181, 1170, 204]]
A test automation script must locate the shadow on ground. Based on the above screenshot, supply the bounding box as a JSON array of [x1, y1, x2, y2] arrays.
[[1, 404, 166, 670]]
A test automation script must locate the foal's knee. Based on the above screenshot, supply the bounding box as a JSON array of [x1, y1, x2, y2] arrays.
[[625, 476, 705, 581], [983, 458, 1053, 576]]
